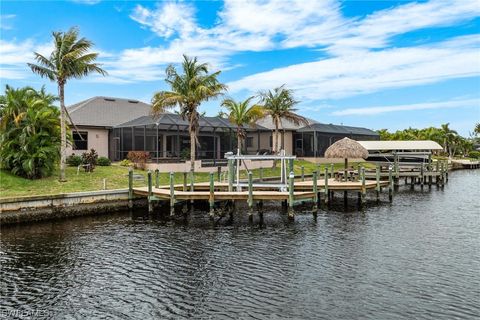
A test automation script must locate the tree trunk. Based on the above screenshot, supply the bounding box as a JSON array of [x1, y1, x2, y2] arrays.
[[59, 82, 67, 182], [237, 135, 242, 154], [274, 123, 279, 154], [190, 129, 195, 173]]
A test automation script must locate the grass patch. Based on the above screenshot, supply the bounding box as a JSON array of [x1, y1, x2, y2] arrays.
[[0, 160, 371, 198]]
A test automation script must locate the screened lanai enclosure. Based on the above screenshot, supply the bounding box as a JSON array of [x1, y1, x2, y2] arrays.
[[293, 123, 380, 157], [112, 114, 268, 163]]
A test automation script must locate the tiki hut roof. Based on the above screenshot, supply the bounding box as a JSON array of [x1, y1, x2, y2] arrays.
[[325, 137, 369, 159]]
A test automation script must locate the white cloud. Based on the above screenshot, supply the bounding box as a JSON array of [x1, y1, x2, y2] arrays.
[[130, 2, 197, 38], [228, 35, 480, 100], [0, 14, 16, 30], [332, 98, 480, 116]]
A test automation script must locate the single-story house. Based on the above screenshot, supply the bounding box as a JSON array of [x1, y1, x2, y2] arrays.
[[67, 96, 380, 162], [66, 96, 152, 158]]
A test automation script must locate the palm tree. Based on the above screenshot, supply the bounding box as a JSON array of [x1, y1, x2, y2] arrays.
[[439, 123, 458, 157], [259, 85, 308, 154], [221, 97, 265, 153], [152, 55, 227, 172], [28, 27, 107, 181], [475, 123, 480, 135]]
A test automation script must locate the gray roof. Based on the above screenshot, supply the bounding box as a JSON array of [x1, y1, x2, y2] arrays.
[[67, 96, 152, 127], [298, 122, 379, 136], [116, 113, 269, 131], [255, 115, 317, 130]]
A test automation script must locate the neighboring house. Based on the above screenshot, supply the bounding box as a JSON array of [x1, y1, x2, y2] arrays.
[[66, 96, 151, 158], [67, 96, 379, 161]]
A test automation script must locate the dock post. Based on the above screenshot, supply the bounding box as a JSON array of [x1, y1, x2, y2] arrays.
[[376, 165, 380, 202], [445, 160, 448, 182], [189, 169, 195, 204], [312, 171, 318, 211], [259, 166, 263, 182], [441, 161, 445, 188], [288, 171, 295, 219], [217, 166, 221, 182], [361, 167, 366, 205], [330, 163, 334, 179], [183, 172, 187, 191], [128, 167, 133, 209], [324, 167, 329, 205], [147, 170, 153, 213], [248, 171, 254, 219], [169, 172, 175, 216], [301, 166, 305, 181], [420, 164, 424, 189], [154, 169, 159, 188], [209, 172, 215, 218], [228, 159, 234, 192], [388, 166, 393, 202], [190, 169, 195, 192], [289, 158, 294, 175]]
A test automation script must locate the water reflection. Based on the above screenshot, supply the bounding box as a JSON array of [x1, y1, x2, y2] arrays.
[[1, 170, 479, 319]]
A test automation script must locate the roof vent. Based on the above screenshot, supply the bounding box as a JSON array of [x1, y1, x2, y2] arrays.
[[128, 100, 139, 103], [104, 98, 116, 102]]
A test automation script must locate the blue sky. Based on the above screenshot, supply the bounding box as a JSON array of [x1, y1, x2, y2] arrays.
[[1, 0, 479, 135]]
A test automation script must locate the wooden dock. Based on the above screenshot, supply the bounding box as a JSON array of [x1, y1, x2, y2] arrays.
[[128, 166, 398, 219]]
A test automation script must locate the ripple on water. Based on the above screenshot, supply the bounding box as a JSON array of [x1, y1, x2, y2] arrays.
[[1, 170, 480, 319]]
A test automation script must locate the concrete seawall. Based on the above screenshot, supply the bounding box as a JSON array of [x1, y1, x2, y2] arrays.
[[0, 189, 147, 225]]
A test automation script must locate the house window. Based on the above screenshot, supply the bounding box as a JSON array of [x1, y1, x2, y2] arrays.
[[73, 132, 88, 150], [246, 137, 254, 148]]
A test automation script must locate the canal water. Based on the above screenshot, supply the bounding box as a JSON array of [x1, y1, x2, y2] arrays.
[[1, 170, 479, 319]]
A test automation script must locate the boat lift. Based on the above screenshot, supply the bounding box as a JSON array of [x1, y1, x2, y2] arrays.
[[224, 149, 296, 191]]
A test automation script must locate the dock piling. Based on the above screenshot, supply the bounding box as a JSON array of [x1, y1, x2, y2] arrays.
[[420, 164, 424, 189], [228, 159, 234, 192], [169, 172, 175, 216], [376, 165, 380, 202], [288, 171, 295, 219], [248, 171, 254, 218], [155, 169, 159, 188], [209, 172, 215, 217], [330, 164, 334, 178], [301, 166, 305, 181], [128, 168, 133, 209], [147, 170, 153, 213], [312, 171, 318, 211], [183, 172, 187, 191], [259, 167, 263, 182], [361, 167, 366, 205], [388, 166, 393, 202], [324, 167, 329, 205]]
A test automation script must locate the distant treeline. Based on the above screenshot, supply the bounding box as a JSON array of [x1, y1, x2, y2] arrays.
[[377, 123, 480, 158]]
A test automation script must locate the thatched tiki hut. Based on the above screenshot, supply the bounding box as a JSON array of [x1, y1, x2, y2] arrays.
[[325, 137, 369, 180]]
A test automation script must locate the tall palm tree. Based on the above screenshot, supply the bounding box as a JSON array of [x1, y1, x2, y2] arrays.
[[221, 97, 265, 153], [28, 27, 107, 181], [259, 85, 308, 154], [475, 123, 480, 135], [152, 55, 227, 172]]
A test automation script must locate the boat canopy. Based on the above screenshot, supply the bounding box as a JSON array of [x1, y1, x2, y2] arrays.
[[357, 140, 443, 151]]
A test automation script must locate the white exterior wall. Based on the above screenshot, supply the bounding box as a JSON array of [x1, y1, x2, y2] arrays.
[[66, 127, 110, 158]]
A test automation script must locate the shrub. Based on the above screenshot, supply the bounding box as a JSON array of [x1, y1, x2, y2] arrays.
[[66, 154, 82, 166], [97, 156, 111, 166], [127, 151, 150, 170], [119, 159, 133, 167], [468, 151, 480, 159], [0, 86, 60, 179], [81, 149, 98, 172]]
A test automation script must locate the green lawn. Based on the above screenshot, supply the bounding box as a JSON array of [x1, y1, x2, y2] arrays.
[[0, 160, 370, 199]]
